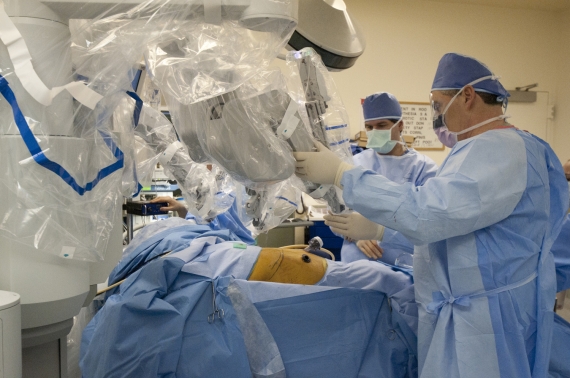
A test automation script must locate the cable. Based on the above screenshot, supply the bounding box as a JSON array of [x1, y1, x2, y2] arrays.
[[96, 250, 172, 296]]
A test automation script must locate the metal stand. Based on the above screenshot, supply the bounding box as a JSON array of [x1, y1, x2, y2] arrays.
[[126, 213, 134, 244]]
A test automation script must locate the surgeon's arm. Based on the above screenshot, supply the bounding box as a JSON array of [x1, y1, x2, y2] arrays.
[[341, 134, 527, 245]]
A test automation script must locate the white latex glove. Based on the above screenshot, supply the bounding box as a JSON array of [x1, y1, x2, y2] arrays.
[[324, 211, 385, 241], [293, 141, 354, 187]]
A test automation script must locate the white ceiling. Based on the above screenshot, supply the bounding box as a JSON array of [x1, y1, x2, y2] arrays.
[[425, 0, 570, 11]]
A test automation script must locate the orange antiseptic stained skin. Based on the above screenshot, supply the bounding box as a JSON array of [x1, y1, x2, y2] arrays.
[[248, 248, 327, 285]]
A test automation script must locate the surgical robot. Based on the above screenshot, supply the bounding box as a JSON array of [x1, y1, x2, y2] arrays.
[[0, 1, 364, 376]]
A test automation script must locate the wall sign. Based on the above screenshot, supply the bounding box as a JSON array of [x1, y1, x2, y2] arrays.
[[400, 102, 444, 150]]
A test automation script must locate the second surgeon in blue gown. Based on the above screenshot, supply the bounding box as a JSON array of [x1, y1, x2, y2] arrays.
[[342, 92, 438, 265]]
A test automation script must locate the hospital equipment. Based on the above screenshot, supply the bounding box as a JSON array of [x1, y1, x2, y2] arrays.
[[0, 0, 365, 375], [176, 50, 353, 231], [124, 201, 169, 217], [288, 0, 365, 71], [0, 1, 294, 376], [0, 291, 21, 378]]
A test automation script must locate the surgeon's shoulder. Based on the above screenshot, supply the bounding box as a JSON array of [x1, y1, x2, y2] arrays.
[[353, 148, 375, 165], [448, 128, 526, 175], [405, 149, 438, 172], [511, 128, 552, 152], [409, 149, 438, 166], [457, 128, 525, 156]]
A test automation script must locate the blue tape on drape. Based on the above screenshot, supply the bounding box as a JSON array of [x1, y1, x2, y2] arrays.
[[325, 124, 347, 131], [0, 74, 124, 196], [275, 196, 297, 207], [134, 183, 143, 197], [329, 138, 349, 146], [126, 91, 143, 128]]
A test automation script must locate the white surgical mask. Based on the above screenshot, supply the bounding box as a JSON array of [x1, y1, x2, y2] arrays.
[[366, 120, 405, 154]]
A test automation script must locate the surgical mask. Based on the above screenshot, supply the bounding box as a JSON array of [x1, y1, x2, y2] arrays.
[[434, 126, 458, 148], [366, 120, 403, 154], [432, 75, 508, 136]]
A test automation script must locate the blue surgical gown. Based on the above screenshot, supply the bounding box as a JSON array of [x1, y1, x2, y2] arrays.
[[341, 149, 438, 265], [341, 128, 569, 378], [552, 214, 570, 292]]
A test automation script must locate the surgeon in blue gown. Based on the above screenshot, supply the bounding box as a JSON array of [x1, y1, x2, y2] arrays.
[[342, 92, 438, 265], [294, 53, 569, 378]]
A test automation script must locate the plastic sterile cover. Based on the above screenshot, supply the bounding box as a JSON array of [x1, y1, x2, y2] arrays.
[[0, 88, 124, 261], [115, 93, 229, 219], [0, 0, 297, 260], [144, 2, 297, 107], [181, 72, 297, 188], [285, 48, 353, 164], [0, 8, 128, 261], [206, 165, 238, 221], [246, 175, 305, 236], [111, 93, 145, 198], [278, 48, 353, 213]]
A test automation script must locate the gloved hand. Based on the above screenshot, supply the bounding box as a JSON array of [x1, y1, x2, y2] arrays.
[[293, 141, 354, 187], [324, 211, 385, 241], [357, 240, 384, 260]]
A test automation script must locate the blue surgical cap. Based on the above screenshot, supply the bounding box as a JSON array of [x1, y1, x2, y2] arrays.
[[363, 92, 402, 122], [431, 53, 510, 101]]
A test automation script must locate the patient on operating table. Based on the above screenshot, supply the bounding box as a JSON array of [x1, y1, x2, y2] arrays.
[[80, 196, 420, 378], [80, 200, 570, 378]]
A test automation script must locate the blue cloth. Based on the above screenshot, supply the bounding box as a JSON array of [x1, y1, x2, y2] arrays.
[[82, 218, 570, 378], [549, 314, 570, 378], [341, 149, 438, 265], [108, 225, 245, 290], [567, 181, 570, 207], [350, 143, 364, 155], [186, 198, 255, 245], [342, 229, 416, 266], [362, 92, 402, 122], [553, 214, 570, 292], [341, 128, 569, 378], [431, 53, 510, 100], [81, 224, 419, 378]]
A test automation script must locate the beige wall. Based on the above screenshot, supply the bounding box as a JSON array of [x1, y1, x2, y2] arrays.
[[274, 0, 568, 165], [554, 8, 570, 165]]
